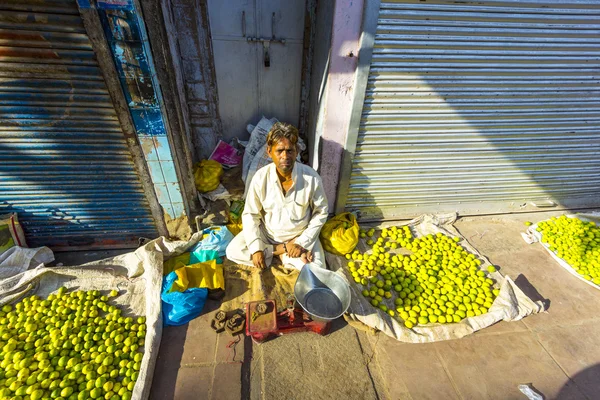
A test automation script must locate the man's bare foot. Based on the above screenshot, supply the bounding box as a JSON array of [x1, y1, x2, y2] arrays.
[[300, 251, 314, 264], [306, 251, 314, 262], [300, 252, 309, 264]]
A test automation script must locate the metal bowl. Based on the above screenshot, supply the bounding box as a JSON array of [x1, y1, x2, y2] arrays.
[[294, 264, 351, 321]]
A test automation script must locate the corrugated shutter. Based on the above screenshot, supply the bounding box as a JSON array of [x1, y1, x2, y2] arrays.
[[0, 0, 158, 248], [345, 0, 600, 220]]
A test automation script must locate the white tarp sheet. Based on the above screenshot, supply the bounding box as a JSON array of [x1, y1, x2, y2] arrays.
[[0, 234, 204, 400], [330, 213, 546, 343], [523, 212, 600, 291]]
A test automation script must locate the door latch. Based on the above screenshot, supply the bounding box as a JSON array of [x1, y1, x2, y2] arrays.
[[263, 40, 271, 67], [246, 37, 285, 67], [246, 12, 285, 67]]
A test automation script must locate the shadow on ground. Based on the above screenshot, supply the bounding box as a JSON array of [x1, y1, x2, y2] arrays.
[[558, 363, 600, 400], [149, 298, 222, 399]]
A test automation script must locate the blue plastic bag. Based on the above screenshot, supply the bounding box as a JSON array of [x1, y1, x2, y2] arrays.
[[191, 226, 234, 257], [161, 271, 208, 326], [190, 248, 222, 265]]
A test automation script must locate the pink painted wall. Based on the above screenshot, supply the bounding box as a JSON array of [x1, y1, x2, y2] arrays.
[[319, 0, 365, 211]]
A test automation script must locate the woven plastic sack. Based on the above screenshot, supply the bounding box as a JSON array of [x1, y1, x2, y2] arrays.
[[191, 226, 233, 257], [0, 213, 28, 256], [193, 159, 223, 193], [161, 271, 208, 326], [320, 212, 360, 256]]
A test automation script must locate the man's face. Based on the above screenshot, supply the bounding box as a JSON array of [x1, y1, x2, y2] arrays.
[[268, 138, 298, 175]]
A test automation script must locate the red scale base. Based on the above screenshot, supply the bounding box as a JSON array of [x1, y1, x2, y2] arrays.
[[245, 299, 330, 343]]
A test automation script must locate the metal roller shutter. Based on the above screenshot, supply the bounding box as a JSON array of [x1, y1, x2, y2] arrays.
[[0, 0, 158, 248], [345, 0, 600, 220]]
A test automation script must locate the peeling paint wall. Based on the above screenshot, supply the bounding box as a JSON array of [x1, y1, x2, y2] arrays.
[[163, 0, 221, 161], [94, 0, 186, 218]]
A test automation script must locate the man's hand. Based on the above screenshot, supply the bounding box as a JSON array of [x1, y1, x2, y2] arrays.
[[251, 251, 267, 269], [300, 251, 314, 265], [286, 242, 306, 258], [273, 243, 286, 256]]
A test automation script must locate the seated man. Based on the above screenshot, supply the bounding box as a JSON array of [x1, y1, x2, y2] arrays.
[[226, 122, 329, 270]]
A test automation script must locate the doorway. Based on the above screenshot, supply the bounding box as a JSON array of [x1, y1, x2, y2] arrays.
[[207, 0, 307, 140]]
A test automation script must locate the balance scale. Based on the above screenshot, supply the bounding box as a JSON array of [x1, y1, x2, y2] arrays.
[[245, 264, 351, 343], [245, 297, 330, 343]]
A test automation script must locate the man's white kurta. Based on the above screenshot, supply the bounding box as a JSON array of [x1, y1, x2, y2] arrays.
[[243, 162, 329, 255]]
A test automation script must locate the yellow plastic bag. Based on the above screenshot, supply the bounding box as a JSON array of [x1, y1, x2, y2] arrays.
[[171, 268, 190, 292], [193, 160, 223, 193], [320, 212, 360, 256], [226, 221, 243, 236], [163, 252, 191, 276], [170, 259, 225, 292]]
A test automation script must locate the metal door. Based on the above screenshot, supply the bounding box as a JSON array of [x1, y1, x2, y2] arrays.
[[207, 0, 306, 140], [0, 0, 158, 249], [341, 0, 600, 220]]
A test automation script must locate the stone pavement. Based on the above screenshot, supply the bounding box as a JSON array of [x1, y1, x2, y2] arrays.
[[148, 298, 247, 400], [58, 210, 600, 399], [359, 211, 600, 400]]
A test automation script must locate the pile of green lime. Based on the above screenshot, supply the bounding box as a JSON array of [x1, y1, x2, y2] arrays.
[[347, 226, 499, 328], [537, 215, 600, 285], [0, 287, 146, 400]]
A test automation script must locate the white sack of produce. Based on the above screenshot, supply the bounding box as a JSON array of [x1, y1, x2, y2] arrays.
[[0, 234, 205, 400], [524, 212, 600, 291], [327, 213, 546, 343]]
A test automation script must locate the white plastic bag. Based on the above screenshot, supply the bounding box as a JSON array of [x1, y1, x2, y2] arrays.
[[200, 183, 232, 205], [242, 116, 277, 183]]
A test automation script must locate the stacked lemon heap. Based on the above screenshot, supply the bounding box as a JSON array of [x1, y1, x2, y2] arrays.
[[0, 287, 146, 400], [536, 215, 600, 286], [346, 226, 499, 329]]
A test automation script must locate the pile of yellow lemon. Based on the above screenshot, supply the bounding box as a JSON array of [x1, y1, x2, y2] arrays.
[[347, 226, 499, 328], [537, 215, 600, 286], [0, 287, 145, 400]]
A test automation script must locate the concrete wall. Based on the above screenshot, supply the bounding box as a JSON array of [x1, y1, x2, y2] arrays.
[[307, 0, 334, 170], [318, 0, 365, 211]]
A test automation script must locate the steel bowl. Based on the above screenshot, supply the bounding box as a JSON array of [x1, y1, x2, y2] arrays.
[[294, 264, 351, 321]]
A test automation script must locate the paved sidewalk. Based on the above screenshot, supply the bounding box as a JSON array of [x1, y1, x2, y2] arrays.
[[149, 299, 246, 400], [145, 210, 600, 399]]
